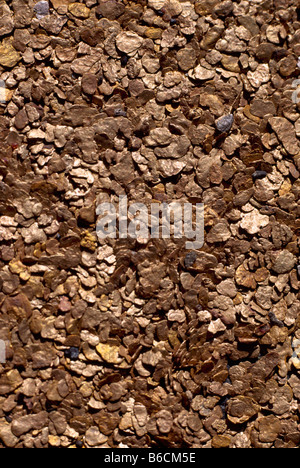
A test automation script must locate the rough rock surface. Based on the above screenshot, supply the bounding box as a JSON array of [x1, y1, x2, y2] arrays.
[[0, 0, 299, 450]]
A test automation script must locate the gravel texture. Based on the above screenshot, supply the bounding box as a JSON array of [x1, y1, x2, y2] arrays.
[[0, 0, 300, 449]]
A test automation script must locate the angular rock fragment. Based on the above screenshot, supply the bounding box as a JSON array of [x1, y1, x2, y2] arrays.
[[240, 208, 269, 235], [0, 370, 23, 395], [252, 170, 267, 181], [96, 0, 125, 20], [33, 1, 49, 19], [269, 117, 300, 155], [208, 319, 226, 334], [116, 32, 143, 55], [14, 108, 29, 130], [227, 397, 260, 425], [0, 423, 18, 448], [11, 412, 48, 437], [0, 40, 20, 68], [207, 221, 231, 243], [184, 251, 197, 269], [81, 74, 98, 95], [0, 4, 14, 37], [272, 250, 296, 275], [96, 343, 122, 364], [188, 64, 215, 80], [216, 114, 234, 132], [247, 64, 270, 88], [68, 2, 90, 18]]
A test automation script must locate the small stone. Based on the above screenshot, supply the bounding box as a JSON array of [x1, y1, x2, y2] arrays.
[[167, 309, 186, 323], [192, 252, 218, 273], [188, 64, 215, 80], [2, 294, 32, 321], [120, 54, 129, 67], [158, 159, 186, 178], [184, 251, 197, 268], [0, 422, 18, 448], [51, 0, 70, 10], [114, 108, 127, 117], [96, 343, 121, 364], [216, 279, 237, 298], [272, 250, 296, 274], [177, 47, 197, 71], [279, 179, 292, 197], [235, 264, 256, 289], [201, 27, 224, 49], [20, 379, 36, 397], [269, 117, 299, 156], [85, 426, 108, 447], [64, 347, 80, 361], [48, 435, 61, 447], [221, 55, 240, 72], [39, 11, 68, 33], [80, 232, 97, 251], [0, 370, 23, 395], [33, 1, 49, 19], [291, 340, 300, 370], [252, 170, 267, 181], [81, 74, 98, 95], [28, 129, 46, 140], [119, 413, 133, 431], [247, 64, 270, 88], [268, 312, 284, 328], [96, 0, 125, 20], [0, 40, 21, 68], [250, 99, 276, 117], [254, 268, 269, 283], [142, 349, 162, 367], [208, 318, 226, 335], [257, 416, 282, 443], [145, 28, 162, 40], [148, 0, 165, 10], [216, 114, 234, 132], [14, 109, 29, 130], [154, 135, 190, 159], [214, 0, 233, 17], [11, 412, 48, 437], [0, 5, 14, 37], [78, 204, 96, 224], [146, 128, 173, 146], [227, 397, 259, 424], [59, 296, 72, 312], [156, 410, 173, 434], [116, 32, 143, 55], [207, 221, 231, 243], [195, 0, 218, 15], [56, 45, 77, 63], [212, 434, 231, 448], [68, 3, 90, 18], [255, 286, 272, 310], [164, 0, 183, 16], [255, 42, 275, 62], [21, 222, 47, 244], [31, 344, 57, 369], [133, 404, 148, 434], [240, 208, 269, 235], [49, 413, 67, 435]]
